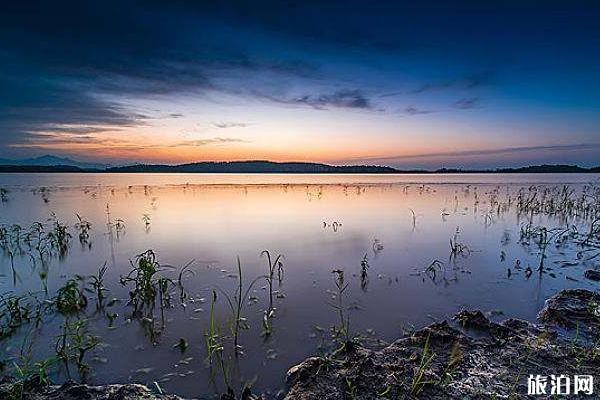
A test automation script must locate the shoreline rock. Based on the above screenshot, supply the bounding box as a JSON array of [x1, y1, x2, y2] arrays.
[[284, 288, 600, 399]]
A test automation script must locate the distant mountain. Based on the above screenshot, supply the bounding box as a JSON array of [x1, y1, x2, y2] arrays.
[[0, 155, 108, 170], [107, 160, 400, 173], [0, 158, 598, 174], [0, 165, 87, 173]]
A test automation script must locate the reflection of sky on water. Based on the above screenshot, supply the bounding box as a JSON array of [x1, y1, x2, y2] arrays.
[[0, 174, 597, 397]]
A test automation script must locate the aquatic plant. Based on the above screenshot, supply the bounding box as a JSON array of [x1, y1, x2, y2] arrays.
[[0, 187, 9, 202], [205, 290, 224, 363], [74, 214, 92, 247], [47, 214, 71, 258], [218, 257, 262, 355], [409, 208, 417, 229], [120, 250, 173, 313], [424, 259, 444, 283], [359, 253, 369, 291], [55, 278, 88, 315], [88, 263, 108, 309], [260, 250, 284, 336], [449, 227, 470, 259], [0, 295, 34, 340], [54, 318, 100, 380], [329, 269, 350, 346], [372, 238, 384, 255], [142, 213, 151, 231], [177, 260, 195, 302]]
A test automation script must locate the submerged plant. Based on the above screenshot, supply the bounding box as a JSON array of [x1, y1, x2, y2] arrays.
[[219, 257, 262, 356], [329, 269, 350, 347], [260, 250, 284, 337], [0, 187, 9, 202], [360, 253, 369, 292], [120, 250, 173, 313], [41, 214, 72, 259], [55, 278, 88, 315], [205, 290, 224, 362], [88, 263, 108, 309], [55, 318, 100, 380], [120, 250, 177, 343], [0, 295, 35, 340], [142, 213, 151, 231], [74, 214, 92, 247], [449, 227, 470, 259]]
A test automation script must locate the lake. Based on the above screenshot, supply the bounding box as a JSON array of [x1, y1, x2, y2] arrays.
[[1, 173, 599, 398]]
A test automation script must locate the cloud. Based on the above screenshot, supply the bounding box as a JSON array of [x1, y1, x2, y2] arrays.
[[404, 106, 435, 115], [213, 122, 251, 129], [352, 143, 600, 162], [263, 89, 374, 110], [410, 72, 494, 94], [171, 137, 250, 147], [453, 97, 480, 109]]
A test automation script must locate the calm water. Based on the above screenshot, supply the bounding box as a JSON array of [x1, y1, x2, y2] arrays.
[[1, 173, 599, 398]]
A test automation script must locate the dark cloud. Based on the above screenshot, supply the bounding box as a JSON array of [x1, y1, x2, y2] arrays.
[[404, 106, 435, 115], [269, 89, 374, 110], [410, 73, 494, 94], [453, 97, 481, 110]]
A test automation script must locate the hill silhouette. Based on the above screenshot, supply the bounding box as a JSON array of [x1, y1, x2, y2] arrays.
[[0, 159, 598, 173]]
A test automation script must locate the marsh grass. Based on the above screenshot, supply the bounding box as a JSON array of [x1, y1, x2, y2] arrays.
[[218, 257, 262, 355], [177, 260, 195, 302], [55, 277, 88, 315], [1, 295, 34, 340], [205, 290, 224, 362], [54, 318, 100, 380], [449, 227, 470, 259], [329, 269, 351, 350], [47, 214, 71, 259], [410, 332, 436, 396], [0, 187, 8, 202], [74, 214, 92, 248], [87, 263, 108, 309], [260, 250, 284, 337], [359, 253, 369, 291], [119, 250, 179, 343]]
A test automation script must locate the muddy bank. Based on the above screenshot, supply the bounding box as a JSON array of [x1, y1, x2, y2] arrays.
[[0, 378, 183, 400], [284, 288, 600, 400], [2, 289, 599, 400]]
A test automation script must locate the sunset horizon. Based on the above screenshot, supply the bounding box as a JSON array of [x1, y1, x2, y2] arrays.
[[2, 2, 599, 170]]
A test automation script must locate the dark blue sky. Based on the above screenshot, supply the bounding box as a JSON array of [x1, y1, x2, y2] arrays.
[[1, 1, 599, 168]]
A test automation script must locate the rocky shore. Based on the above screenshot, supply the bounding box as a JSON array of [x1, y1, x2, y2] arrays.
[[2, 289, 599, 400]]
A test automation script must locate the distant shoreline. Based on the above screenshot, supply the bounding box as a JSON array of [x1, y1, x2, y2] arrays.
[[0, 163, 599, 174]]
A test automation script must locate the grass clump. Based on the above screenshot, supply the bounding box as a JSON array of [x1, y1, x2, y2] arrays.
[[411, 332, 436, 396], [55, 318, 100, 380], [55, 278, 88, 315]]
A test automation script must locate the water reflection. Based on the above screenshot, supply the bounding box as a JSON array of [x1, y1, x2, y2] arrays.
[[0, 174, 598, 398]]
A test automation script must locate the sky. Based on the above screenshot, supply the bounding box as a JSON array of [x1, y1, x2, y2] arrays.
[[0, 1, 599, 169]]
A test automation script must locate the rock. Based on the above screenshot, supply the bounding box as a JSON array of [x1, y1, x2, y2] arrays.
[[284, 289, 600, 400], [584, 269, 600, 281], [0, 379, 184, 400], [538, 288, 600, 332]]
